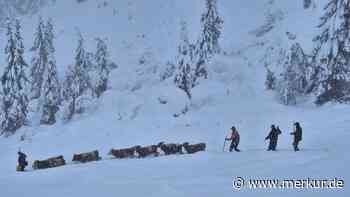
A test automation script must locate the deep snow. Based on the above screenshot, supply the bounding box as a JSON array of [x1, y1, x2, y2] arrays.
[[0, 0, 349, 196]]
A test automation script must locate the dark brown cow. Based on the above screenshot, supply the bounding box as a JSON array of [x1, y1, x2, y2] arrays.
[[33, 155, 66, 170], [135, 145, 159, 158], [157, 142, 183, 155], [72, 150, 101, 163], [108, 146, 137, 159], [182, 142, 206, 154]]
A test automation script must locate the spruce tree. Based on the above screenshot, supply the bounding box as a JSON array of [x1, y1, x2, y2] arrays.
[[194, 0, 223, 78], [94, 38, 109, 98], [278, 43, 308, 105], [1, 18, 29, 135], [75, 32, 91, 71], [174, 21, 195, 99], [265, 68, 276, 90], [174, 64, 194, 99], [30, 17, 46, 99], [62, 32, 91, 120], [40, 19, 61, 125], [313, 0, 350, 104], [197, 0, 223, 58]]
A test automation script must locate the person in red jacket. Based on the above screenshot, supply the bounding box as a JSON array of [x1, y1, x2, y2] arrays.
[[226, 126, 240, 152]]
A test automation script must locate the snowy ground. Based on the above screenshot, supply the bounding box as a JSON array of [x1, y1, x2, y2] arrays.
[[0, 0, 349, 196], [0, 102, 349, 197]]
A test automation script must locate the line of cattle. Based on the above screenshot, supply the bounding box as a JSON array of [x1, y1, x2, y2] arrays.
[[32, 142, 206, 170]]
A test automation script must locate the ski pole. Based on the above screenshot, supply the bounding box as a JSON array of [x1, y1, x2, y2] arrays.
[[222, 139, 227, 152]]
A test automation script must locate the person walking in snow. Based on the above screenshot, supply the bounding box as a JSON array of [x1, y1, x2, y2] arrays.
[[290, 122, 302, 151], [17, 151, 28, 171], [225, 126, 240, 152], [265, 125, 282, 151]]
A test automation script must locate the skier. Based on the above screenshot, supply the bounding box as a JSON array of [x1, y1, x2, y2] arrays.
[[265, 125, 282, 151], [225, 126, 240, 152], [290, 122, 302, 151], [17, 151, 28, 171]]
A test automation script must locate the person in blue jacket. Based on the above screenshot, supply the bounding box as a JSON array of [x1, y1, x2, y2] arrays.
[[17, 151, 28, 171]]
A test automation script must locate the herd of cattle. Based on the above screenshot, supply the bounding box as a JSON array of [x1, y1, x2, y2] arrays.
[[32, 142, 206, 170]]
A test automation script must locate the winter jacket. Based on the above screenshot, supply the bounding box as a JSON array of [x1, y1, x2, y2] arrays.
[[291, 126, 302, 142], [18, 152, 27, 167], [227, 130, 240, 144], [265, 127, 282, 142]]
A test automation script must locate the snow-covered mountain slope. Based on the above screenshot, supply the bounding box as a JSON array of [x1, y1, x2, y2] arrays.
[[0, 0, 53, 26], [0, 0, 349, 196]]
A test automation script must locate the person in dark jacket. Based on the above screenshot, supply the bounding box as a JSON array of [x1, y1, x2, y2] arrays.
[[225, 126, 240, 152], [265, 125, 282, 151], [17, 151, 28, 171], [290, 122, 302, 151]]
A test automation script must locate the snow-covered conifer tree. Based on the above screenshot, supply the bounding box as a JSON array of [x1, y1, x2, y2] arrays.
[[193, 0, 223, 78], [197, 0, 223, 59], [278, 43, 308, 105], [313, 0, 350, 104], [265, 68, 276, 90], [174, 21, 195, 99], [40, 19, 61, 125], [94, 38, 110, 98], [62, 32, 91, 120], [30, 17, 46, 99], [175, 63, 195, 99], [0, 18, 29, 135]]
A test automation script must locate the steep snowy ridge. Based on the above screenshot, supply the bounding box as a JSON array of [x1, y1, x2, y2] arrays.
[[0, 1, 349, 197]]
